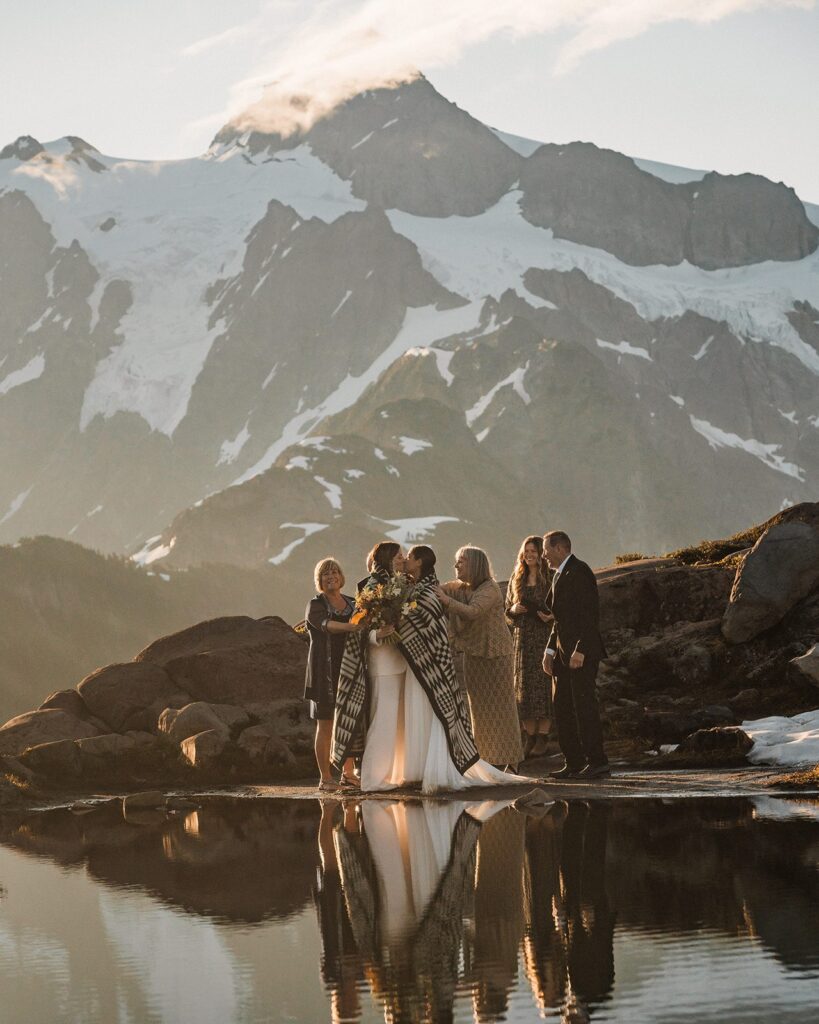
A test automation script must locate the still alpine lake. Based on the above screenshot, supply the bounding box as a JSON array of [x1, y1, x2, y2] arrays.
[[0, 794, 818, 1023]]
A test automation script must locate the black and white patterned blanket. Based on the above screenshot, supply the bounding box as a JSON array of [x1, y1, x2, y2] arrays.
[[331, 573, 479, 774]]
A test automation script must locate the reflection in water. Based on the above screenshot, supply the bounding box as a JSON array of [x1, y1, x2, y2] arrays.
[[523, 803, 615, 1023], [318, 799, 615, 1024], [0, 795, 818, 1022], [466, 807, 525, 1022]]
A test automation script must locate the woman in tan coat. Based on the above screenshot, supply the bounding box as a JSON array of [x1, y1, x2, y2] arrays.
[[437, 546, 524, 770]]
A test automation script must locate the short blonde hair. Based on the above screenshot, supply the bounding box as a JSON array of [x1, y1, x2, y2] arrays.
[[456, 546, 493, 588], [314, 558, 345, 592]]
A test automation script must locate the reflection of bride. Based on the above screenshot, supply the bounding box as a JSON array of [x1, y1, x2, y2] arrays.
[[334, 799, 510, 1024], [331, 542, 532, 794]]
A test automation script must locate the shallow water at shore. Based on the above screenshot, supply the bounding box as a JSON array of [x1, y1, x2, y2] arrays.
[[1, 794, 818, 1023]]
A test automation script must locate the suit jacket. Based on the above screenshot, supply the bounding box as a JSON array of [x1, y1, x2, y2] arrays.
[[546, 554, 607, 663]]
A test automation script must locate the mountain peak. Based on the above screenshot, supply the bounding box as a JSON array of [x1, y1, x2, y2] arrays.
[[211, 73, 436, 153], [0, 135, 45, 161]]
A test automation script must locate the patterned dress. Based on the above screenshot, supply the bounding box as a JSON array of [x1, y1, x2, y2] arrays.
[[446, 580, 524, 767], [509, 583, 552, 721]]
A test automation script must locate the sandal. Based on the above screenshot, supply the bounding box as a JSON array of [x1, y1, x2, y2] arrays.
[[340, 775, 361, 790], [318, 779, 340, 792]]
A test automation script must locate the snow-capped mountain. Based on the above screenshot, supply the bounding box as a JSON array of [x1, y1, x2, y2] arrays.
[[1, 77, 817, 598]]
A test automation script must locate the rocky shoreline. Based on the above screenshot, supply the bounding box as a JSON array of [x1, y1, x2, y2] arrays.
[[1, 504, 817, 812]]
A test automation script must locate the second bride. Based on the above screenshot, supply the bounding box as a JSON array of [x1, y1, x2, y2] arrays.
[[331, 541, 531, 794]]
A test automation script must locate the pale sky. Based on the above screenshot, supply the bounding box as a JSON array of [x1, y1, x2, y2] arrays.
[[0, 0, 816, 201]]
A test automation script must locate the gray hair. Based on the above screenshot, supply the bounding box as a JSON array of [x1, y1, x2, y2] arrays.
[[456, 545, 493, 588]]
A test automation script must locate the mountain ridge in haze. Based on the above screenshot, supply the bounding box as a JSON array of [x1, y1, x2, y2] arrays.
[[1, 75, 817, 595]]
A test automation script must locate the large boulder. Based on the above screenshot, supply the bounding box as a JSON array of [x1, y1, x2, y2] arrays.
[[158, 702, 246, 744], [237, 725, 275, 764], [722, 522, 819, 644], [136, 616, 306, 707], [39, 689, 88, 718], [18, 737, 83, 777], [77, 662, 178, 733], [180, 729, 228, 768], [76, 732, 156, 758], [0, 709, 98, 756], [235, 724, 297, 766]]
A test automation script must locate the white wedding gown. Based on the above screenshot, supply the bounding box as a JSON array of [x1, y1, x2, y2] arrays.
[[360, 634, 532, 794], [359, 799, 513, 942]]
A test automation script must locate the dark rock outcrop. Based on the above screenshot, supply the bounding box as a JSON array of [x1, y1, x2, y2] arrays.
[[677, 727, 754, 756], [596, 504, 819, 754], [216, 76, 522, 218], [519, 142, 818, 269]]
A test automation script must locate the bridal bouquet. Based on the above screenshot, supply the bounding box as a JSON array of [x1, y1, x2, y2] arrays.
[[351, 574, 417, 644]]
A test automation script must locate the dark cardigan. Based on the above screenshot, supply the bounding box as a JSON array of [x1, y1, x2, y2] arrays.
[[303, 592, 355, 705]]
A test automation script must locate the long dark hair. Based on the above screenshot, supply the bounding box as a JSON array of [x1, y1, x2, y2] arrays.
[[408, 544, 436, 579], [367, 541, 400, 575], [510, 535, 549, 603]]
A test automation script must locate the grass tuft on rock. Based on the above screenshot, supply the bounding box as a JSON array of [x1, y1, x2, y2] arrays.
[[667, 502, 819, 565], [668, 527, 760, 566]]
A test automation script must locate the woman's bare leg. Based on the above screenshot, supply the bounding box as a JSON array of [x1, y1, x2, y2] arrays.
[[315, 719, 334, 781]]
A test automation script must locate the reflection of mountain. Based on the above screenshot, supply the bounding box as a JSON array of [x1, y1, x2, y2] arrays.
[[3, 77, 819, 612]]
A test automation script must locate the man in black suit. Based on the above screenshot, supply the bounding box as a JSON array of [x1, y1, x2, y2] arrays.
[[541, 531, 610, 779]]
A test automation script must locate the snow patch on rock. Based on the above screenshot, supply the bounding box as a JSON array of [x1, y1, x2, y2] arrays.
[[378, 516, 459, 546], [398, 436, 432, 455], [597, 339, 652, 361], [216, 422, 251, 465], [466, 362, 531, 426], [0, 354, 45, 395], [268, 522, 328, 565]]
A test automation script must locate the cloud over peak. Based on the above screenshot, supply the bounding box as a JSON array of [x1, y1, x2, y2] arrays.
[[184, 0, 814, 139]]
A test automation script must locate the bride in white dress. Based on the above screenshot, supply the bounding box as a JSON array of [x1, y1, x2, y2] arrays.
[[332, 542, 532, 794]]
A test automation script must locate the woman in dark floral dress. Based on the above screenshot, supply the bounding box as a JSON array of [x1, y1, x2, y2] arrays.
[[505, 535, 553, 759]]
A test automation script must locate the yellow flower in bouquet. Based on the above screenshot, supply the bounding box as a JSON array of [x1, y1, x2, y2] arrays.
[[351, 574, 413, 643]]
